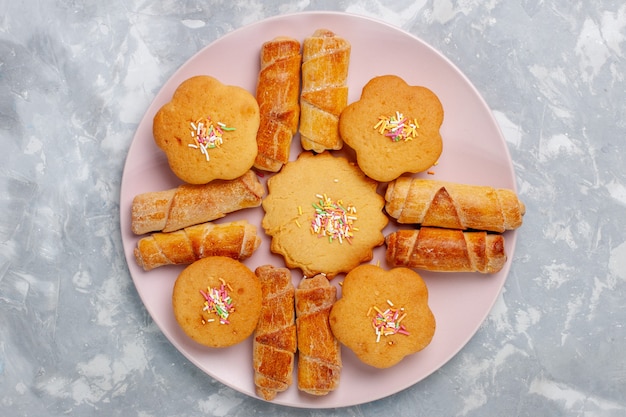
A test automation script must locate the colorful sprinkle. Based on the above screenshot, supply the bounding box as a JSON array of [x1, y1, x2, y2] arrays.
[[200, 278, 235, 325], [374, 111, 419, 142], [189, 117, 235, 161], [310, 194, 357, 244], [369, 301, 409, 342]]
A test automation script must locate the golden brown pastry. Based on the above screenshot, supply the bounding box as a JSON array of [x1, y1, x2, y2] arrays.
[[153, 75, 260, 184], [131, 170, 265, 235], [295, 274, 341, 395], [339, 75, 444, 182], [254, 37, 302, 172], [299, 29, 350, 152], [133, 220, 261, 271], [385, 177, 525, 233], [385, 227, 507, 273], [172, 256, 262, 348], [330, 264, 435, 368], [253, 265, 297, 401]]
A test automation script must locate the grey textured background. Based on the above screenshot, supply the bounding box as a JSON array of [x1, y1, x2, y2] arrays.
[[1, 1, 625, 416]]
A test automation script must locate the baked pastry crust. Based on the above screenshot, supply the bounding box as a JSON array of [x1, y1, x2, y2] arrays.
[[299, 29, 350, 152], [385, 177, 525, 232], [385, 227, 507, 273], [130, 170, 265, 235], [253, 265, 297, 401], [134, 220, 260, 271], [254, 36, 301, 172], [295, 274, 341, 395], [261, 151, 388, 278]]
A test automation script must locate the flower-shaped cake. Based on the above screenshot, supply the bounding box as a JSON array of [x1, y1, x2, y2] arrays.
[[339, 75, 444, 182], [329, 264, 436, 368], [153, 75, 260, 184]]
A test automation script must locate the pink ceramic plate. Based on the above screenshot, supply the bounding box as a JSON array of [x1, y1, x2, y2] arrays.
[[120, 11, 518, 408]]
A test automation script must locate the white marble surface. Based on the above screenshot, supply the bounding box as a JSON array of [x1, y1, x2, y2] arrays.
[[1, 1, 625, 416]]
